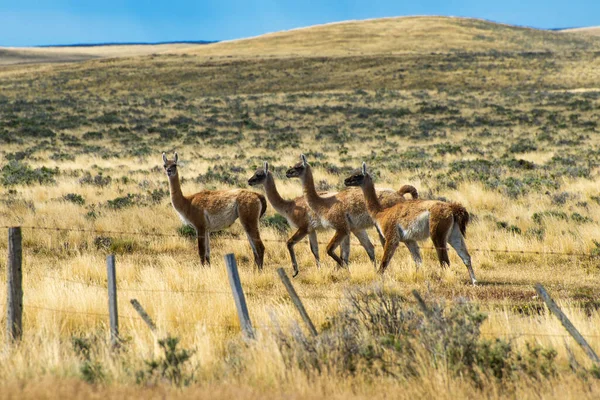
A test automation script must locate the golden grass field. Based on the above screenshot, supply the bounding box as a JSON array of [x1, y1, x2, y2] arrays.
[[1, 16, 600, 399]]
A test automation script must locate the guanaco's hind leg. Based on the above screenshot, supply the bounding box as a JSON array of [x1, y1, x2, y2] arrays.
[[378, 232, 400, 275], [205, 233, 211, 265], [287, 227, 309, 277], [196, 228, 209, 266], [238, 199, 265, 270], [308, 231, 321, 269], [404, 240, 422, 269], [326, 230, 350, 268], [448, 224, 477, 285], [353, 230, 376, 268], [340, 235, 350, 265], [430, 213, 453, 269]]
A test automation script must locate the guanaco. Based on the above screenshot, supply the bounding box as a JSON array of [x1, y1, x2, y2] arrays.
[[286, 154, 418, 268], [163, 152, 267, 269], [248, 161, 355, 276], [344, 162, 477, 284]]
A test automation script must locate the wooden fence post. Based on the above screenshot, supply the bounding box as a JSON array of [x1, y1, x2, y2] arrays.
[[412, 289, 433, 319], [224, 253, 254, 339], [7, 227, 23, 344], [106, 254, 119, 348], [130, 299, 157, 334], [535, 283, 600, 365], [277, 268, 317, 336]]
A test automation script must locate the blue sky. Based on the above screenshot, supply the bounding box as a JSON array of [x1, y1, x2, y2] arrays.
[[1, 0, 598, 47]]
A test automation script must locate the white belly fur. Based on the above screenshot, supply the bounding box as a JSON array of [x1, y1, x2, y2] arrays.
[[399, 211, 430, 241], [176, 210, 194, 227]]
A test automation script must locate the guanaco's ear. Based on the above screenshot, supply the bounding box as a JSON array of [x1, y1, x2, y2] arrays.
[[362, 162, 367, 175], [174, 152, 179, 164], [264, 162, 269, 173], [162, 152, 167, 164], [300, 154, 307, 166]]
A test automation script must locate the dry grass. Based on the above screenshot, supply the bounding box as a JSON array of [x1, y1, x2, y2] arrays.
[[1, 15, 600, 399], [561, 26, 600, 37], [181, 16, 600, 58], [0, 43, 203, 66]]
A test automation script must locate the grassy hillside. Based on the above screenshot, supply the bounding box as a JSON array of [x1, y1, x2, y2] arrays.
[[186, 16, 600, 57], [0, 43, 203, 65], [562, 26, 600, 37]]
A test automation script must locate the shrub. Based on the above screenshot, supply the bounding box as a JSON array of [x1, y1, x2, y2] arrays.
[[571, 213, 593, 224], [79, 172, 112, 187], [94, 236, 136, 254], [177, 224, 196, 239], [19, 126, 56, 138], [496, 221, 522, 235], [148, 188, 169, 204], [508, 139, 537, 153], [261, 214, 290, 234], [83, 131, 103, 140], [1, 160, 58, 186], [435, 143, 462, 155], [136, 336, 195, 387], [63, 193, 85, 206], [106, 194, 136, 210], [274, 287, 559, 386], [195, 164, 245, 186], [532, 210, 568, 225], [71, 336, 105, 384], [93, 111, 123, 125]]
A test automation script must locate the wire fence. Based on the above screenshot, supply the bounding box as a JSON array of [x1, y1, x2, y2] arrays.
[[3, 224, 600, 344], [2, 224, 599, 259], [7, 301, 600, 340], [31, 270, 600, 309]]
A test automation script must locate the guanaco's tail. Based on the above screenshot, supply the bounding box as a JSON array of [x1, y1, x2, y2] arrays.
[[257, 193, 268, 218], [397, 184, 419, 199], [449, 202, 469, 237]]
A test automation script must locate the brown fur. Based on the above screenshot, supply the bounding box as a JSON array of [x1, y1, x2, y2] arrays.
[[286, 155, 418, 268], [163, 152, 266, 269], [398, 184, 419, 199], [344, 163, 477, 284], [449, 202, 469, 237]]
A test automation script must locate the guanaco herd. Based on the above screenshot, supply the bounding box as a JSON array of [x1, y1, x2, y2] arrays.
[[163, 152, 477, 285]]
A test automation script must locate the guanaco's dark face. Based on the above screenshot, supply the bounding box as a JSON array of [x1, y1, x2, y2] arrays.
[[344, 171, 366, 187], [344, 162, 369, 187], [286, 154, 308, 178], [248, 162, 269, 186], [162, 152, 179, 177]]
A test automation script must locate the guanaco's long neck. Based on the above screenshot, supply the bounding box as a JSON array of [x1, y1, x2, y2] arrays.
[[361, 178, 383, 216], [301, 165, 333, 211], [167, 173, 189, 211], [264, 173, 294, 214]]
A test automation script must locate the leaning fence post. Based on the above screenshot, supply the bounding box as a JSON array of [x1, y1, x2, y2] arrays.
[[535, 283, 600, 365], [412, 289, 433, 319], [130, 299, 157, 334], [224, 253, 254, 340], [106, 254, 119, 348], [7, 227, 23, 344], [277, 268, 317, 336]]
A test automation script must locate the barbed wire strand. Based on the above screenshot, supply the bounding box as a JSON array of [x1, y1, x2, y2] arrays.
[[20, 274, 600, 311], [17, 303, 600, 339], [2, 225, 598, 258]]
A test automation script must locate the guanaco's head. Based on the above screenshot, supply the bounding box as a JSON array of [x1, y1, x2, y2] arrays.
[[248, 162, 269, 186], [285, 154, 308, 179], [162, 152, 179, 178], [344, 162, 371, 187]]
